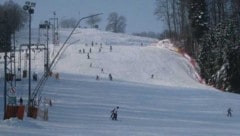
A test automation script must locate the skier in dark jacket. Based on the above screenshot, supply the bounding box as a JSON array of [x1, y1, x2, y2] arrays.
[[227, 108, 232, 117], [109, 74, 113, 81], [111, 106, 119, 120]]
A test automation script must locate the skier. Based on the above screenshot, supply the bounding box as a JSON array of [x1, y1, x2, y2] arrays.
[[55, 73, 60, 80], [87, 53, 90, 59], [227, 108, 232, 117], [33, 72, 38, 81], [109, 73, 113, 81], [19, 97, 23, 105], [96, 75, 99, 80], [111, 106, 119, 120], [91, 41, 94, 47], [110, 45, 112, 52]]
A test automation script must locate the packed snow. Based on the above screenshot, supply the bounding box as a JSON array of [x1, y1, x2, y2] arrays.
[[0, 28, 240, 136]]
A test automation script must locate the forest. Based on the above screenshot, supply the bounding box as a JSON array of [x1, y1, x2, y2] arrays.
[[154, 0, 240, 93]]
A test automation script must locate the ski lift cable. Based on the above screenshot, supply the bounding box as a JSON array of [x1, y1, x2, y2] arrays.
[[31, 13, 103, 103]]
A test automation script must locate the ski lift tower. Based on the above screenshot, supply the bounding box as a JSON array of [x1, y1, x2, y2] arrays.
[[39, 21, 50, 74], [50, 11, 59, 46], [23, 1, 36, 117]]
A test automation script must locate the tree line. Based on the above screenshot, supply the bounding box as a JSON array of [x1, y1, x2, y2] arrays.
[[154, 0, 240, 93], [60, 12, 126, 33]]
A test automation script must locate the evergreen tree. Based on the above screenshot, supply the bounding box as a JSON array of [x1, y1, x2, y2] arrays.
[[188, 0, 208, 41], [198, 32, 215, 84], [0, 0, 27, 52], [198, 19, 240, 93]]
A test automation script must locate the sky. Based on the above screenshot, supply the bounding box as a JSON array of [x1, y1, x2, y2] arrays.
[[0, 0, 166, 34]]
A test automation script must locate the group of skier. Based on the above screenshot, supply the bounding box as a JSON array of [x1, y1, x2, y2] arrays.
[[108, 106, 233, 121], [81, 42, 115, 81], [81, 42, 235, 120]]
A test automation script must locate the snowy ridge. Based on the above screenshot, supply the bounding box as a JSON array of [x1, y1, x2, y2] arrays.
[[59, 28, 159, 46], [1, 28, 240, 136]]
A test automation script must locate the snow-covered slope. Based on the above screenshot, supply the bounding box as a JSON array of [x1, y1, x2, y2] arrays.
[[0, 28, 240, 136], [54, 28, 204, 88]]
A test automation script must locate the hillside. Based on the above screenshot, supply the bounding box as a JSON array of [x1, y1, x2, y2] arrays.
[[54, 28, 203, 88], [0, 28, 240, 136]]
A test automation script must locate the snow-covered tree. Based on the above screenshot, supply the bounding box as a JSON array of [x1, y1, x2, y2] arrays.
[[198, 19, 240, 93]]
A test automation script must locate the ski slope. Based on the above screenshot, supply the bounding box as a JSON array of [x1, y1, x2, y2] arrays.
[[54, 29, 204, 88], [0, 28, 240, 136]]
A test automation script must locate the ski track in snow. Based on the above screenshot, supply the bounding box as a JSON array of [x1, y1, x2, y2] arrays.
[[0, 28, 240, 136]]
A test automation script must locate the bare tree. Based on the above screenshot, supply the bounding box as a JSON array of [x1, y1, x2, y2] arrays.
[[155, 0, 189, 40], [105, 12, 126, 33], [178, 0, 189, 38], [60, 17, 77, 28], [86, 15, 101, 28], [154, 0, 172, 36]]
